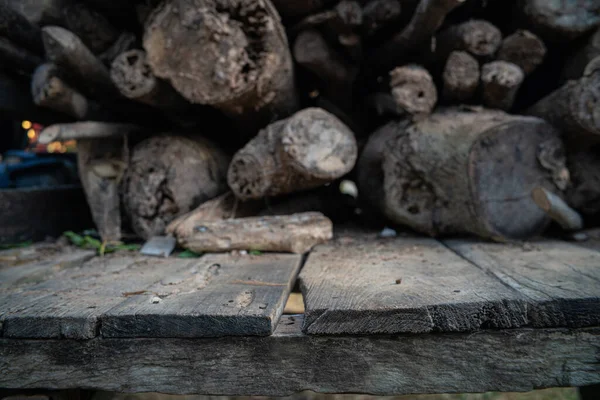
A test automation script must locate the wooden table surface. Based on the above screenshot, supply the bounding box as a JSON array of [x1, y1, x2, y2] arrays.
[[1, 231, 599, 396]]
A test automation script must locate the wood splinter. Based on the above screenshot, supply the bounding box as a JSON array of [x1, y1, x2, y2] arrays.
[[532, 187, 583, 231], [443, 51, 480, 102], [228, 107, 358, 200], [389, 65, 437, 119], [481, 61, 524, 111], [178, 212, 333, 254]]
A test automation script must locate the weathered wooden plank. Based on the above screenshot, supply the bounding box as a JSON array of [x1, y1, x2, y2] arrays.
[[101, 253, 302, 338], [299, 234, 529, 335], [445, 240, 600, 328], [0, 255, 200, 339], [0, 316, 598, 396]]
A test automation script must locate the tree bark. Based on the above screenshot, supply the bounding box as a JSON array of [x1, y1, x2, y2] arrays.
[[526, 66, 600, 137], [38, 122, 140, 144], [358, 107, 566, 241], [293, 29, 357, 110], [42, 26, 118, 99], [122, 135, 230, 240], [389, 65, 437, 119], [517, 0, 600, 42], [227, 107, 358, 200], [497, 30, 546, 76], [480, 61, 525, 111], [63, 3, 120, 54], [563, 28, 600, 81], [178, 212, 333, 254], [0, 2, 44, 55], [435, 19, 502, 61], [166, 192, 263, 240], [366, 0, 466, 76], [442, 50, 480, 102], [144, 0, 298, 135], [77, 138, 127, 242]]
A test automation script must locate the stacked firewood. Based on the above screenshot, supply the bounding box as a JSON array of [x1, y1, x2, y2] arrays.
[[2, 0, 600, 251]]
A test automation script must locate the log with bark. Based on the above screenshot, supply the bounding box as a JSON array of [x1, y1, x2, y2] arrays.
[[178, 212, 333, 254], [497, 30, 546, 76], [357, 107, 568, 241], [435, 19, 502, 61], [122, 134, 230, 240], [38, 122, 140, 144], [389, 65, 437, 119], [143, 0, 298, 134], [527, 64, 600, 137], [442, 50, 480, 102], [227, 107, 358, 200], [517, 0, 600, 42], [480, 61, 525, 111]]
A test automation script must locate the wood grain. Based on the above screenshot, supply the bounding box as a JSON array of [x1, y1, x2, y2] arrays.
[[0, 315, 598, 396], [445, 239, 600, 328], [299, 234, 530, 334], [101, 253, 302, 338]]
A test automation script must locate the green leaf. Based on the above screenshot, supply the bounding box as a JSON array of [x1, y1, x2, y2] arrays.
[[63, 231, 86, 247], [178, 249, 203, 258], [249, 250, 263, 256]]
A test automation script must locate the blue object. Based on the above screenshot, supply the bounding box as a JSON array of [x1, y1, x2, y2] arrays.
[[0, 150, 78, 189]]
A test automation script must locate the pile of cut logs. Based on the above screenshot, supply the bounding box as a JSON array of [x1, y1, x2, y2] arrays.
[[2, 0, 600, 252]]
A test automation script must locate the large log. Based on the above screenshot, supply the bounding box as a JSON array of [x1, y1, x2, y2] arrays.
[[144, 0, 298, 134], [42, 26, 118, 98], [357, 107, 567, 241], [122, 135, 230, 240], [526, 66, 600, 137], [0, 2, 44, 55], [227, 107, 358, 200], [178, 212, 333, 254], [517, 0, 600, 42]]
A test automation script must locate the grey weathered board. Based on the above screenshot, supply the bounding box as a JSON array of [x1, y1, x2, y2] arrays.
[[0, 315, 598, 396], [446, 239, 600, 328], [299, 234, 600, 334], [0, 251, 301, 339]]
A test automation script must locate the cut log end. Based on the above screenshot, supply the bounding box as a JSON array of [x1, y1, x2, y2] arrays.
[[481, 61, 524, 111], [443, 51, 480, 102], [497, 30, 546, 75], [458, 19, 502, 57], [390, 65, 437, 118], [111, 50, 157, 99]]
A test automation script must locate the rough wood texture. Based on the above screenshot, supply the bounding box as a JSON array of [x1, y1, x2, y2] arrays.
[[367, 0, 466, 75], [0, 2, 44, 55], [110, 50, 191, 112], [389, 65, 437, 119], [42, 26, 118, 99], [101, 253, 302, 338], [144, 0, 298, 134], [1, 319, 599, 395], [166, 192, 263, 240], [1, 316, 595, 394], [357, 107, 566, 241], [497, 30, 546, 75], [517, 0, 600, 42], [63, 3, 119, 54], [446, 239, 600, 328], [481, 61, 525, 111], [228, 108, 357, 200], [442, 50, 480, 102], [436, 19, 502, 61], [178, 212, 333, 254], [122, 135, 230, 240], [526, 66, 600, 137], [299, 234, 532, 334], [0, 186, 92, 244], [39, 122, 139, 144]]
